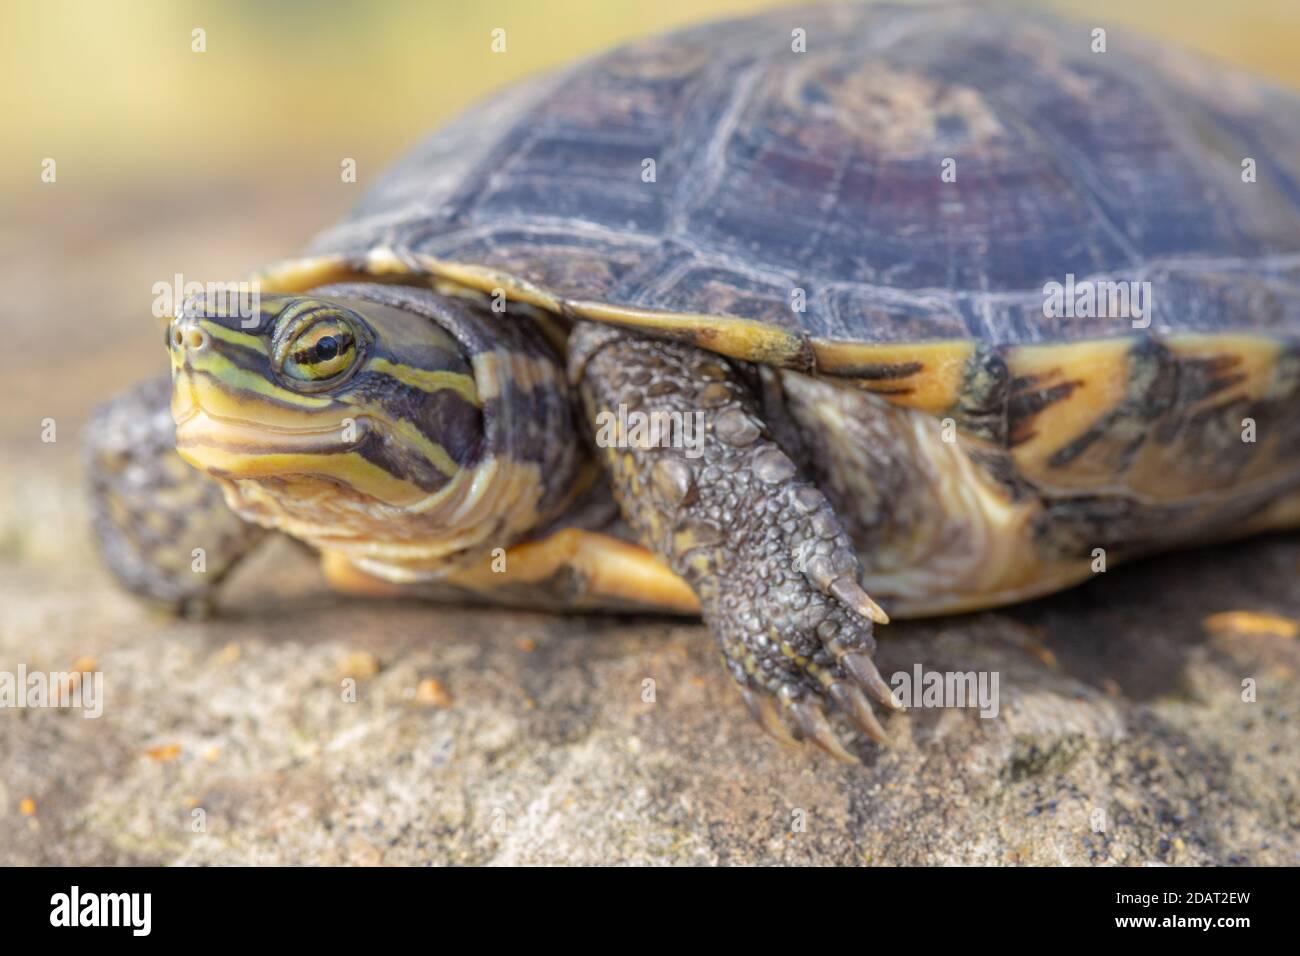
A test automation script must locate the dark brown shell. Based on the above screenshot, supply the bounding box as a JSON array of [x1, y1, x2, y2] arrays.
[[305, 2, 1300, 353]]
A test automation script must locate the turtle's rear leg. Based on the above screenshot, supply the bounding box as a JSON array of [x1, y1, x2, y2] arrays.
[[572, 325, 904, 760], [85, 376, 267, 615]]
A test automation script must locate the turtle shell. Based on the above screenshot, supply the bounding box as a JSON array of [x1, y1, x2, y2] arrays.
[[259, 3, 1300, 465]]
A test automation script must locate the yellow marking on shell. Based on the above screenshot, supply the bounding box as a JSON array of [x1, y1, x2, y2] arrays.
[[253, 255, 370, 293], [256, 253, 813, 369], [879, 413, 1066, 610], [1165, 334, 1283, 408], [1117, 336, 1286, 500], [254, 251, 520, 305], [1000, 333, 1289, 501], [363, 246, 419, 277], [421, 258, 564, 313], [568, 300, 811, 368], [1003, 337, 1133, 484], [810, 339, 975, 414], [368, 358, 479, 406]]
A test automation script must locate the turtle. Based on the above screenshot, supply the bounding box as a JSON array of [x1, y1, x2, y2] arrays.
[[86, 3, 1300, 761]]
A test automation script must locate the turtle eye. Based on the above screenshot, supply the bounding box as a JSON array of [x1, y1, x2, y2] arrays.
[[282, 317, 359, 384]]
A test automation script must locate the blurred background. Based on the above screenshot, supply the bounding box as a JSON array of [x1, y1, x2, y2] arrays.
[[2, 1, 1298, 865]]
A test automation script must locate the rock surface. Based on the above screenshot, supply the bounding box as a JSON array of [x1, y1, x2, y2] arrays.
[[2, 469, 1297, 865]]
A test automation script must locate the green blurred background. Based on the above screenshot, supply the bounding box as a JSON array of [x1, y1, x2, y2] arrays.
[[2, 0, 1299, 551], [4, 0, 1299, 191]]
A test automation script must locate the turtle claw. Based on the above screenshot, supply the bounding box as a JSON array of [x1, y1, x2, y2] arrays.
[[741, 686, 799, 746], [828, 576, 891, 625], [785, 693, 858, 763], [726, 585, 899, 757], [803, 549, 890, 625], [737, 676, 894, 758], [842, 651, 905, 712], [829, 682, 892, 747]]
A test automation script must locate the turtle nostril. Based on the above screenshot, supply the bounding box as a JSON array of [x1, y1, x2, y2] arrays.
[[184, 329, 208, 351], [172, 327, 185, 349]]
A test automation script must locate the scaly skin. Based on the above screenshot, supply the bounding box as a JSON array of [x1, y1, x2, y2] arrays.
[[571, 324, 902, 759]]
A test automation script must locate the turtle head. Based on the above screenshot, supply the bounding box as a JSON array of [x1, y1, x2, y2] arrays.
[[167, 285, 493, 559]]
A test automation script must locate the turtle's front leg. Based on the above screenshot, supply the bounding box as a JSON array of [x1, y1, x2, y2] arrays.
[[571, 326, 903, 760], [85, 376, 267, 615]]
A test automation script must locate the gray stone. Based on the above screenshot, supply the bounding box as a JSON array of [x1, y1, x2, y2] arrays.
[[2, 478, 1296, 865]]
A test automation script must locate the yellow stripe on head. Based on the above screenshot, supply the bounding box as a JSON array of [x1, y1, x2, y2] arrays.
[[368, 358, 480, 406]]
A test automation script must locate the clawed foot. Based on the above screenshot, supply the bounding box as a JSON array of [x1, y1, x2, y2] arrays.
[[573, 327, 904, 761], [706, 477, 904, 762]]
